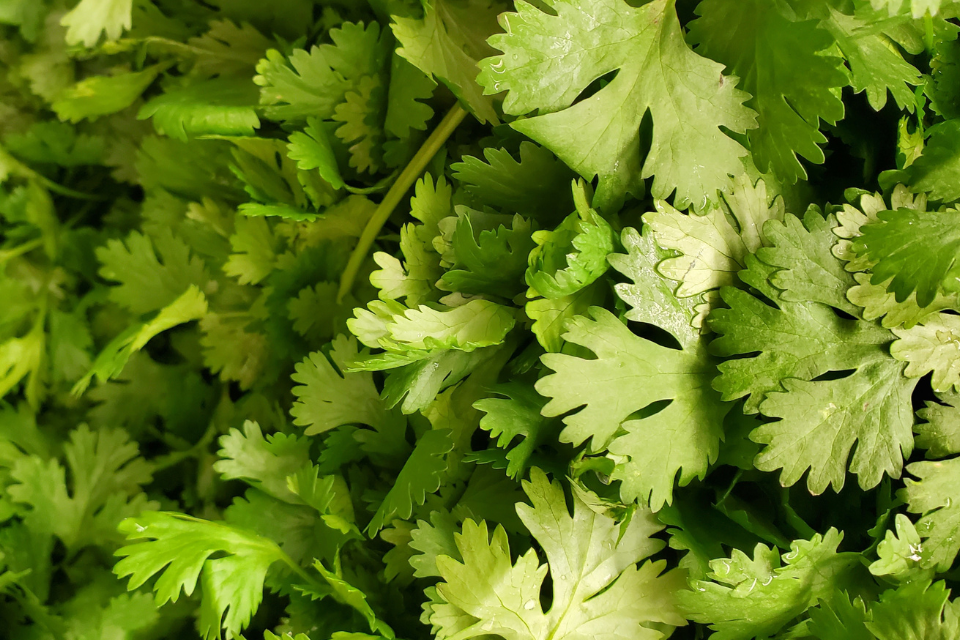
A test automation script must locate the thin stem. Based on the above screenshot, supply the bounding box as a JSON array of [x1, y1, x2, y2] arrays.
[[716, 469, 743, 506], [0, 238, 44, 263], [337, 103, 468, 302], [36, 175, 108, 201], [150, 422, 218, 472]]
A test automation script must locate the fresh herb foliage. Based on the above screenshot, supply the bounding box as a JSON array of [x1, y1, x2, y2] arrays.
[[2, 1, 960, 639]]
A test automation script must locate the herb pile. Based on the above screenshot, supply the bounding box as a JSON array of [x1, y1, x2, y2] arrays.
[[2, 0, 960, 638]]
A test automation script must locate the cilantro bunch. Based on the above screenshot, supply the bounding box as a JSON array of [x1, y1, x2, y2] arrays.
[[3, 0, 960, 639]]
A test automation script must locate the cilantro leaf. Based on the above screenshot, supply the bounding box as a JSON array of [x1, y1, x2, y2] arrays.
[[892, 312, 960, 392], [798, 3, 921, 112], [480, 0, 755, 209], [853, 207, 960, 307], [393, 0, 503, 124], [96, 230, 209, 315], [255, 22, 389, 122], [643, 175, 785, 300], [917, 391, 960, 457], [689, 0, 846, 182], [74, 286, 209, 395], [903, 455, 960, 571], [186, 19, 274, 79], [709, 212, 917, 493], [709, 286, 893, 413], [7, 426, 156, 552], [474, 382, 553, 479], [431, 469, 685, 639], [367, 428, 453, 534], [906, 120, 960, 202], [370, 222, 443, 306], [222, 215, 279, 285], [115, 512, 294, 640], [53, 65, 165, 123], [287, 117, 346, 190], [868, 580, 960, 640], [199, 313, 270, 390], [871, 0, 953, 18], [869, 513, 932, 581], [537, 306, 727, 509], [525, 183, 615, 300], [384, 54, 436, 140], [756, 359, 916, 494], [291, 335, 392, 436], [440, 212, 534, 298], [680, 530, 863, 640], [138, 77, 261, 141], [451, 142, 575, 220], [334, 75, 387, 174], [525, 281, 606, 353], [61, 0, 132, 47], [213, 421, 311, 503], [351, 299, 516, 353]]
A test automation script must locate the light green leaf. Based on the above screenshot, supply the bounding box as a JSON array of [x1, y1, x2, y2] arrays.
[[870, 0, 951, 18], [223, 215, 278, 285], [679, 530, 862, 640], [213, 421, 311, 503], [61, 0, 131, 47], [917, 391, 960, 458], [869, 513, 933, 581], [254, 21, 389, 122], [853, 206, 960, 307], [868, 580, 960, 640], [481, 0, 755, 209], [367, 429, 453, 534], [291, 335, 390, 436], [431, 469, 685, 640], [526, 183, 615, 299], [536, 307, 727, 509], [74, 286, 209, 395], [393, 0, 503, 124], [115, 511, 288, 640], [7, 426, 155, 551], [441, 213, 534, 298], [643, 175, 785, 299], [199, 313, 270, 390], [907, 120, 960, 202], [384, 53, 436, 139], [334, 74, 387, 174], [609, 226, 702, 350], [370, 222, 443, 306], [53, 65, 164, 123], [96, 230, 209, 315], [892, 312, 960, 392], [138, 77, 260, 141], [525, 281, 605, 353], [474, 382, 552, 479], [756, 360, 916, 494], [354, 299, 516, 353], [709, 286, 893, 413], [903, 456, 960, 571], [451, 142, 576, 221], [287, 117, 345, 190], [689, 0, 846, 182]]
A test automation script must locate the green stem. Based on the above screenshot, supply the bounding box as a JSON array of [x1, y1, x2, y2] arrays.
[[36, 175, 107, 201], [716, 469, 743, 506], [150, 421, 218, 473], [281, 552, 320, 587], [924, 14, 935, 53], [337, 103, 468, 302], [0, 238, 44, 263]]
